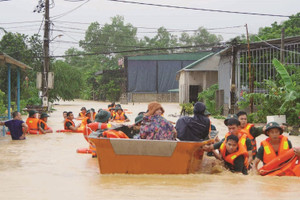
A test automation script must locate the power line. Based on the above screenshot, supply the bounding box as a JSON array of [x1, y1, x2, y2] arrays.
[[0, 20, 42, 25], [51, 0, 90, 20], [47, 43, 228, 58], [107, 0, 292, 18], [255, 35, 300, 55]]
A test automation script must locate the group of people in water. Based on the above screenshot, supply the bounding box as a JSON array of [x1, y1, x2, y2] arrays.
[[1, 101, 300, 176]]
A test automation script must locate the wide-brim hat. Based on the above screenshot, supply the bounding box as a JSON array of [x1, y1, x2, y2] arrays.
[[145, 102, 165, 116], [135, 114, 144, 124], [224, 114, 238, 126], [29, 110, 38, 117], [40, 112, 49, 118], [95, 110, 111, 123], [265, 121, 283, 135]]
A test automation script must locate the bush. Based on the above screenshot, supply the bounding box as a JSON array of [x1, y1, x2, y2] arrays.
[[197, 84, 221, 115], [179, 102, 194, 115]]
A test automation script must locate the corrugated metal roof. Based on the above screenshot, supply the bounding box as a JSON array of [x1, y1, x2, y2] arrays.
[[128, 52, 212, 61]]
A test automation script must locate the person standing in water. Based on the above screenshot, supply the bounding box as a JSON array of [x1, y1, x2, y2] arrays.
[[0, 111, 28, 140]]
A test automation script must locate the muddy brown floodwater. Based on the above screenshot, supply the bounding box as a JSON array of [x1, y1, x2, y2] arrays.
[[0, 99, 299, 200]]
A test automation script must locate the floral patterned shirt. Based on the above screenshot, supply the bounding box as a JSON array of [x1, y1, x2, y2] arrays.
[[139, 115, 176, 140]]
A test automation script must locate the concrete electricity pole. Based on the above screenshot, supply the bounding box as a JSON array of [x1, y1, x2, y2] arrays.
[[42, 0, 50, 106]]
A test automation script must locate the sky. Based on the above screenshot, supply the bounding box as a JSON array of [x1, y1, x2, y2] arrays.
[[0, 0, 299, 56]]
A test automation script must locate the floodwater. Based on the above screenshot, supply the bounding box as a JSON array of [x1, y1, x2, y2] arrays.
[[0, 100, 299, 200]]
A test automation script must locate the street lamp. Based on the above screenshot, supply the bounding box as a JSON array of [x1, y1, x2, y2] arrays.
[[50, 34, 63, 42]]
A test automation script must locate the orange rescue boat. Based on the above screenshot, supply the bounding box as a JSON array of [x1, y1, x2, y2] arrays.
[[89, 135, 213, 174]]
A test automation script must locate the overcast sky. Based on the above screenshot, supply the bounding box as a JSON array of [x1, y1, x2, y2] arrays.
[[0, 0, 299, 56]]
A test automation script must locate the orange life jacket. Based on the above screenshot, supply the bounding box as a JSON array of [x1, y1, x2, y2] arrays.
[[79, 112, 85, 118], [224, 129, 246, 140], [220, 134, 249, 166], [114, 112, 125, 120], [26, 117, 39, 130], [241, 123, 257, 157], [261, 135, 290, 164], [64, 118, 75, 130], [39, 120, 48, 130], [81, 117, 91, 126]]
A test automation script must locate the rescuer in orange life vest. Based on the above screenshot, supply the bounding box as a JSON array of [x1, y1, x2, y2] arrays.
[[252, 121, 293, 175], [81, 110, 93, 126], [26, 110, 40, 133], [112, 106, 130, 122], [203, 118, 253, 174], [77, 107, 87, 120], [38, 113, 53, 134], [236, 111, 265, 160], [64, 111, 81, 131]]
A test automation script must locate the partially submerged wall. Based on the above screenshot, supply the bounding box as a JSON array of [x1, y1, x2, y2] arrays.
[[127, 93, 179, 103]]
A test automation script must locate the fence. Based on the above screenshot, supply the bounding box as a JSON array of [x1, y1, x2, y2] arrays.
[[236, 41, 300, 101]]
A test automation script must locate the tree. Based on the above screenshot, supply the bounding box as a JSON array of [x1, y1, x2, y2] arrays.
[[48, 60, 82, 101], [258, 13, 300, 40], [143, 27, 178, 53], [0, 32, 42, 106], [179, 27, 223, 51]]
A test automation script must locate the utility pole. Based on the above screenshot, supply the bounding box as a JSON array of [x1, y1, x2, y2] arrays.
[[245, 24, 253, 113], [42, 0, 50, 106]]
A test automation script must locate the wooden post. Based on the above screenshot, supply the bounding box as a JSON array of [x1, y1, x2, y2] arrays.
[[7, 64, 11, 119], [280, 27, 285, 64], [245, 24, 253, 113]]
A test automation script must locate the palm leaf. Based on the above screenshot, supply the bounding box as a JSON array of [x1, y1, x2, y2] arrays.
[[272, 58, 294, 91]]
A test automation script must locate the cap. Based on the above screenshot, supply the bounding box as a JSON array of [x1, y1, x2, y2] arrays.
[[204, 110, 211, 116], [265, 121, 283, 135], [40, 113, 50, 118], [135, 114, 144, 124], [224, 114, 238, 126], [28, 110, 38, 117]]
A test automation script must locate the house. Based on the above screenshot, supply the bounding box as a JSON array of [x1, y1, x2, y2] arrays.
[[124, 52, 213, 102], [176, 47, 232, 110]]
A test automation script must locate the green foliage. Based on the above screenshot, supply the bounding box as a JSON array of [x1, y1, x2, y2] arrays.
[[48, 61, 82, 102], [238, 59, 300, 126], [197, 84, 221, 115], [0, 89, 6, 115], [179, 102, 194, 115], [258, 13, 300, 40]]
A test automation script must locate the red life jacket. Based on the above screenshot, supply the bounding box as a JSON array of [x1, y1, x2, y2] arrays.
[[26, 117, 39, 130], [220, 134, 249, 166], [241, 123, 257, 157], [261, 135, 290, 164], [64, 118, 75, 130]]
